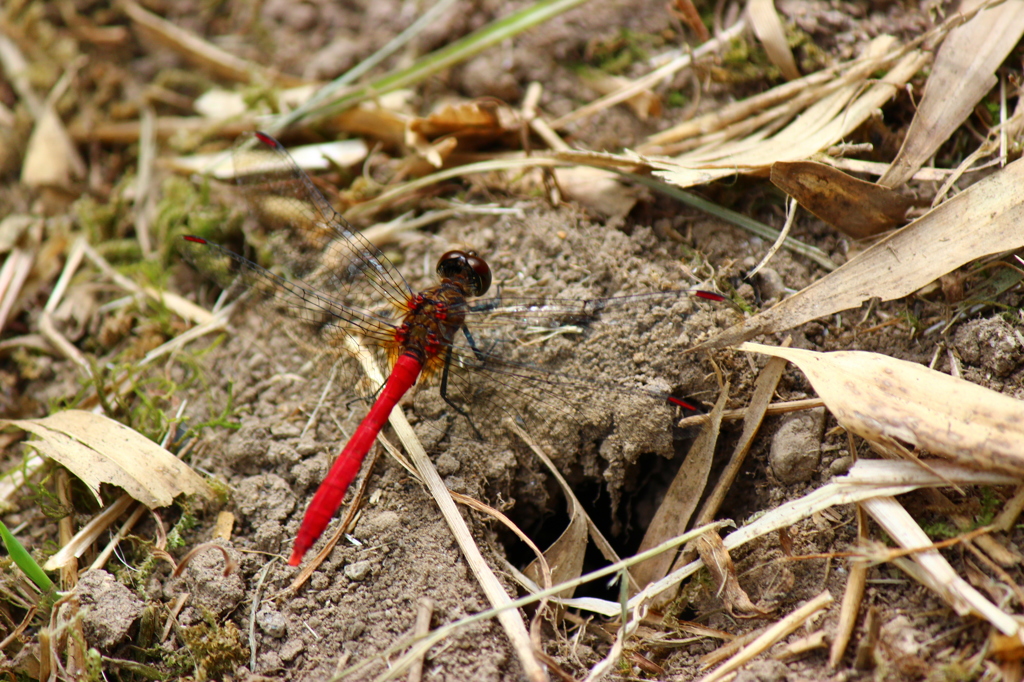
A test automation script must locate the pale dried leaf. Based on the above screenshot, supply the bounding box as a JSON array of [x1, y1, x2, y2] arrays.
[[2, 411, 212, 508], [21, 107, 86, 188], [553, 166, 642, 219], [193, 89, 249, 120], [737, 343, 1024, 476], [879, 0, 1024, 188], [166, 139, 369, 179], [703, 156, 1024, 349], [747, 0, 800, 80]]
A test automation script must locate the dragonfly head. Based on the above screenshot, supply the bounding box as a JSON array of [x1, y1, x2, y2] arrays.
[[436, 250, 492, 297]]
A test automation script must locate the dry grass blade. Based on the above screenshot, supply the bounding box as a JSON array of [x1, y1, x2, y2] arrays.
[[342, 339, 548, 682], [551, 18, 747, 129], [123, 1, 305, 87], [42, 494, 134, 571], [651, 39, 928, 188], [702, 156, 1024, 349], [861, 496, 1020, 638], [736, 343, 1024, 476], [632, 459, 1018, 610], [0, 248, 34, 334], [700, 591, 833, 682], [879, 0, 1024, 188], [633, 385, 729, 588], [746, 0, 800, 81], [829, 505, 868, 669], [2, 410, 213, 510], [509, 422, 588, 599]]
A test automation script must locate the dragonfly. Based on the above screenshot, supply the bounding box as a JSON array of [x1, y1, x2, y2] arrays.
[[181, 131, 726, 566]]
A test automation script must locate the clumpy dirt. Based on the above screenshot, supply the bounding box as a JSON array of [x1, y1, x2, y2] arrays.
[[174, 205, 748, 679], [2, 0, 1023, 680]]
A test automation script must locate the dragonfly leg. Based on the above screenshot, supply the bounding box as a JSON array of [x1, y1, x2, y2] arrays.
[[439, 346, 485, 440], [460, 325, 488, 363], [439, 346, 470, 417]]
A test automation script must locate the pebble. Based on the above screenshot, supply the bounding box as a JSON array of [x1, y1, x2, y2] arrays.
[[345, 560, 372, 581], [257, 607, 287, 638], [769, 408, 826, 484]]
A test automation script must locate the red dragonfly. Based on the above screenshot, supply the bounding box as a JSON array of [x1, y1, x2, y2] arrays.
[[182, 132, 725, 566]]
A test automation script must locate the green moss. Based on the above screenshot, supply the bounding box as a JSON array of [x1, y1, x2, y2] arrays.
[[585, 29, 668, 75], [154, 175, 239, 260], [165, 502, 199, 551], [178, 610, 250, 681]]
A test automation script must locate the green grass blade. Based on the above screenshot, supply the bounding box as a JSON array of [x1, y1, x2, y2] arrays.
[[299, 0, 594, 124], [0, 519, 54, 592]]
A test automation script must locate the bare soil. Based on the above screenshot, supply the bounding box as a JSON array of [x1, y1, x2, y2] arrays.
[[2, 1, 1022, 681]]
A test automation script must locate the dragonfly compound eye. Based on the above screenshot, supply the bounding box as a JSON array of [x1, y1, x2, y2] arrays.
[[437, 250, 492, 297]]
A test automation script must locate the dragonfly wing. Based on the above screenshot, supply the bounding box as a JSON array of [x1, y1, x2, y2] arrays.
[[180, 237, 400, 360], [231, 132, 413, 313], [426, 288, 720, 448]]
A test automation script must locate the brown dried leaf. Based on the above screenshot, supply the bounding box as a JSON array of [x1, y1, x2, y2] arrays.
[[2, 410, 213, 508], [408, 100, 519, 145], [771, 161, 911, 238], [331, 103, 410, 148], [703, 155, 1024, 349], [879, 0, 1024, 188], [695, 532, 763, 616], [738, 343, 1024, 477], [633, 386, 729, 588]]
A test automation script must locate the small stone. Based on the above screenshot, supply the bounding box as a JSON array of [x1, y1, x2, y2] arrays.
[[344, 560, 372, 581], [828, 456, 853, 477], [256, 607, 287, 638], [754, 268, 786, 302], [769, 408, 827, 484]]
